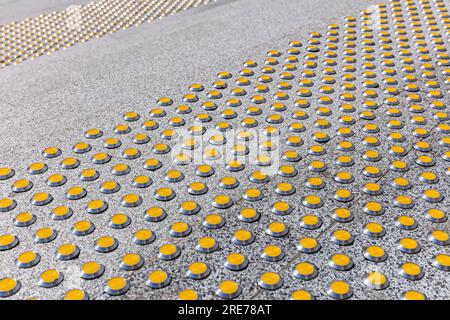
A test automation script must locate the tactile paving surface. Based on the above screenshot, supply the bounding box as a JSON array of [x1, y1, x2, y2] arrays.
[[0, 0, 213, 68], [1, 0, 450, 300]]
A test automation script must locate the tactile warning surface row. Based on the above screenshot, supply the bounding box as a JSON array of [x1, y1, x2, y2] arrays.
[[1, 0, 450, 300], [0, 0, 213, 68]]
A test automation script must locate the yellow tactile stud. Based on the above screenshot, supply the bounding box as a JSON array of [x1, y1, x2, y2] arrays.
[[12, 179, 33, 192], [291, 290, 314, 300], [104, 277, 129, 296], [364, 222, 385, 238], [66, 186, 87, 200], [266, 221, 288, 237], [39, 269, 63, 288], [302, 195, 323, 209], [399, 262, 424, 280], [293, 262, 318, 280], [81, 261, 105, 280], [402, 290, 427, 300], [179, 201, 200, 215], [92, 152, 111, 164], [186, 262, 211, 280], [147, 269, 171, 289], [331, 229, 354, 246], [159, 243, 180, 260], [72, 220, 94, 236], [225, 253, 248, 271], [0, 278, 21, 297], [425, 208, 447, 223], [30, 192, 53, 206], [42, 146, 61, 158], [297, 237, 320, 253], [0, 198, 17, 212], [429, 230, 450, 246], [64, 289, 89, 300], [34, 227, 57, 243], [0, 167, 14, 180], [178, 289, 200, 300], [364, 245, 387, 262], [232, 229, 254, 246], [120, 253, 144, 271], [212, 194, 233, 208], [154, 187, 175, 201], [327, 280, 352, 299], [364, 272, 389, 290], [56, 243, 80, 261], [258, 271, 283, 290], [95, 236, 118, 253], [86, 199, 108, 214], [144, 206, 166, 222], [216, 280, 241, 299]]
